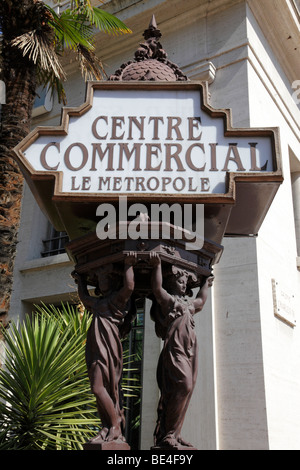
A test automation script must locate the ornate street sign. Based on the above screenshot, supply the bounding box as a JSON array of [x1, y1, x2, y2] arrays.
[[13, 80, 282, 240], [13, 14, 282, 242], [14, 81, 281, 200]]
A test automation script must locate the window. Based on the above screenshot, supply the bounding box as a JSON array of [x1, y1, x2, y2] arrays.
[[41, 225, 69, 257], [32, 86, 53, 117]]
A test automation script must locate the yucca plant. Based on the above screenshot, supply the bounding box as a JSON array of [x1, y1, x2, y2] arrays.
[[0, 303, 140, 450]]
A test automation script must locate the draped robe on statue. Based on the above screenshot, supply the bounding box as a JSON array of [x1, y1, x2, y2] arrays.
[[152, 295, 198, 446]]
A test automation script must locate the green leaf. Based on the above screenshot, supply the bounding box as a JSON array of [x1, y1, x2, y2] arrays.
[[87, 7, 132, 35], [0, 302, 140, 450]]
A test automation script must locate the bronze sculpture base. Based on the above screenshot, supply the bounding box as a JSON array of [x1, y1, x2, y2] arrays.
[[83, 440, 131, 451], [151, 445, 197, 450]]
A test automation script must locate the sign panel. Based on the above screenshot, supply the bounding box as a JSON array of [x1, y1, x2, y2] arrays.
[[272, 279, 296, 328], [15, 82, 280, 202]]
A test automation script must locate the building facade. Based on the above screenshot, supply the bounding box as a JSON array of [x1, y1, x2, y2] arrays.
[[9, 0, 300, 450]]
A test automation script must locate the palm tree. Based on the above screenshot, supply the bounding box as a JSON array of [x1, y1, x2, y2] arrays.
[[0, 0, 131, 336]]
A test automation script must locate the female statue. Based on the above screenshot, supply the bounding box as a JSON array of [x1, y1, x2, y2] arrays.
[[150, 252, 214, 449], [72, 253, 136, 445]]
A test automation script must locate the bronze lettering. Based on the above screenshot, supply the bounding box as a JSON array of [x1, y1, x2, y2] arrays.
[[173, 177, 186, 192], [40, 142, 60, 170], [166, 117, 183, 141], [185, 143, 206, 171], [201, 177, 210, 192], [188, 117, 202, 140], [188, 177, 197, 192], [82, 176, 91, 191], [111, 116, 125, 140], [118, 143, 142, 171], [148, 117, 164, 140], [64, 143, 88, 171], [145, 144, 162, 171], [209, 143, 218, 171], [98, 176, 111, 191], [71, 176, 80, 190], [113, 177, 122, 191], [165, 144, 185, 172], [128, 116, 146, 140], [90, 143, 115, 171], [135, 177, 146, 191], [222, 144, 246, 171], [147, 177, 160, 191], [92, 116, 108, 140], [124, 177, 135, 191], [249, 142, 267, 171], [162, 177, 172, 191]]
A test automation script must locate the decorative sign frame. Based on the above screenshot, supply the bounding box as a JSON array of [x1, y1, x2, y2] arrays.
[[13, 81, 283, 239]]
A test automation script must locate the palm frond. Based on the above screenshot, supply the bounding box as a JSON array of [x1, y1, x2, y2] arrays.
[[41, 3, 131, 101], [47, 7, 95, 51], [0, 302, 142, 449], [11, 29, 66, 81], [4, 1, 132, 106], [85, 7, 132, 36], [77, 44, 107, 81], [0, 306, 96, 450], [58, 1, 132, 35], [37, 69, 67, 105]]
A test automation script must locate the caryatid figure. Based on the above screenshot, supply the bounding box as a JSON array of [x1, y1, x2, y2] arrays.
[[150, 252, 214, 449], [72, 253, 137, 445]]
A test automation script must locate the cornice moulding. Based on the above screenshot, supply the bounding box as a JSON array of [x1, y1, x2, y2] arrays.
[[247, 0, 300, 83]]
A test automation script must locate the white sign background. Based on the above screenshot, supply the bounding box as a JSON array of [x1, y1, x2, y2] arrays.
[[24, 88, 274, 195]]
